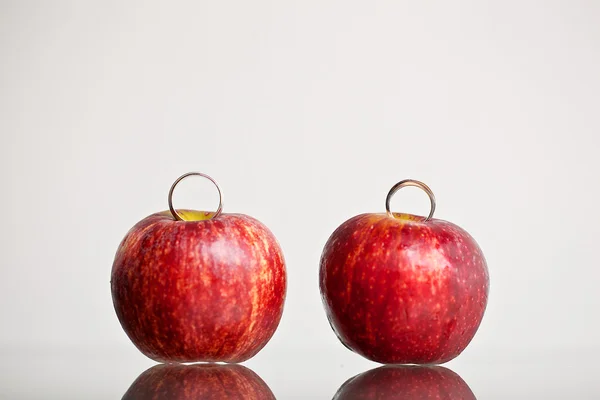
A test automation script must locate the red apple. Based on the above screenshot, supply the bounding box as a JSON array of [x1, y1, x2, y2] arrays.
[[122, 363, 276, 400], [320, 180, 489, 364], [111, 173, 286, 363], [333, 365, 476, 399]]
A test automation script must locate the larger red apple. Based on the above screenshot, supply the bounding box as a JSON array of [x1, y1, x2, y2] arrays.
[[111, 173, 286, 363], [320, 180, 488, 364], [122, 363, 276, 399], [333, 365, 476, 399]]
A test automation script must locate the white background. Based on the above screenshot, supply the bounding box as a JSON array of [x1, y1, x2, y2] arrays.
[[2, 1, 599, 398]]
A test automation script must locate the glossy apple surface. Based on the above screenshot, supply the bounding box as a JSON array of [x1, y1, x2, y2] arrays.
[[333, 365, 476, 399], [122, 363, 275, 400], [111, 210, 286, 363], [320, 212, 488, 364]]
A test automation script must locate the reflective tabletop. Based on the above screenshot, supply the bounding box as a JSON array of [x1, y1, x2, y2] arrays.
[[1, 346, 597, 399]]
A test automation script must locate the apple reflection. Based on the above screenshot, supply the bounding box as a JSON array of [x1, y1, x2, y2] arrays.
[[122, 363, 275, 400], [333, 365, 476, 400]]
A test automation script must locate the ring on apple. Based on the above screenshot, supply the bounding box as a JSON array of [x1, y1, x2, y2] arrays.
[[319, 179, 489, 364], [111, 172, 287, 363]]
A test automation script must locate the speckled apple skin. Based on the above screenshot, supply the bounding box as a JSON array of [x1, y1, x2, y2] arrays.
[[320, 213, 488, 364], [333, 365, 476, 399], [122, 363, 276, 400], [111, 210, 286, 363]]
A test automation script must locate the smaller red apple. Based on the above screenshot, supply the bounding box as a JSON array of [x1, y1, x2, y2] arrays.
[[122, 363, 276, 400], [333, 365, 476, 399], [320, 179, 489, 364]]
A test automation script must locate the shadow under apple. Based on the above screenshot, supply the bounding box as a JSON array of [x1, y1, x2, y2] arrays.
[[122, 363, 275, 400], [333, 365, 476, 400]]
